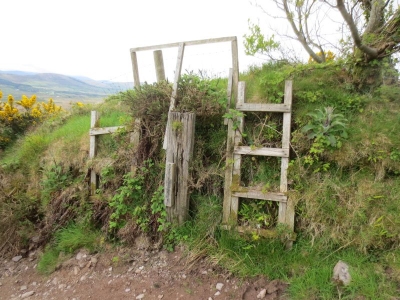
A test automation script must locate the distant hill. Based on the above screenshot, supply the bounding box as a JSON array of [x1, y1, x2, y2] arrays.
[[0, 71, 132, 105]]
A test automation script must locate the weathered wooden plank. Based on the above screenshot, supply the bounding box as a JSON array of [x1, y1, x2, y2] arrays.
[[222, 54, 239, 224], [282, 80, 293, 150], [89, 126, 126, 136], [278, 160, 289, 224], [223, 77, 240, 225], [130, 51, 140, 88], [130, 51, 141, 174], [164, 162, 176, 207], [90, 111, 99, 196], [234, 146, 289, 158], [165, 112, 196, 225], [130, 36, 237, 52], [89, 111, 99, 159], [232, 191, 287, 202], [163, 43, 185, 150], [226, 68, 233, 109], [281, 80, 294, 231], [222, 40, 239, 224], [169, 43, 185, 111], [231, 38, 239, 114], [230, 82, 245, 224], [236, 103, 291, 113], [223, 68, 233, 125], [237, 81, 245, 105], [153, 50, 166, 82], [164, 113, 178, 207], [223, 118, 236, 224]]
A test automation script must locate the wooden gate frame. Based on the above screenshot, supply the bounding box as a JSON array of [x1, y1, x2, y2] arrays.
[[129, 36, 240, 224]]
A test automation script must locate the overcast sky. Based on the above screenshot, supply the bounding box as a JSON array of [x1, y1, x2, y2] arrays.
[[0, 0, 279, 83]]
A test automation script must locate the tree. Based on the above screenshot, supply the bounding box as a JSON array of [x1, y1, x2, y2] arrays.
[[247, 0, 400, 88]]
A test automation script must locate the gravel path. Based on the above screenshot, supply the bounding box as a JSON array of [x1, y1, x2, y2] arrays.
[[0, 246, 288, 300]]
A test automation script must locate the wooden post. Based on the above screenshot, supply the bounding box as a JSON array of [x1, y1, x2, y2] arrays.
[[90, 111, 99, 195], [223, 68, 233, 125], [164, 112, 195, 225], [163, 43, 185, 149], [231, 38, 239, 113], [222, 39, 240, 225], [130, 52, 141, 174], [153, 50, 166, 82], [279, 80, 293, 228], [229, 82, 245, 224], [130, 51, 140, 88]]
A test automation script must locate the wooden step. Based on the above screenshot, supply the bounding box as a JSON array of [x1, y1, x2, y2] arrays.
[[234, 146, 289, 158], [236, 103, 291, 112], [231, 189, 287, 202]]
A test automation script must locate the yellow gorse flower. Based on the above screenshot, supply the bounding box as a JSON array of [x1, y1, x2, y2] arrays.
[[0, 93, 62, 123], [0, 91, 63, 149], [7, 94, 14, 106], [17, 95, 37, 110], [41, 98, 63, 114], [0, 95, 20, 122], [308, 50, 336, 63], [0, 103, 20, 122], [31, 104, 42, 118]]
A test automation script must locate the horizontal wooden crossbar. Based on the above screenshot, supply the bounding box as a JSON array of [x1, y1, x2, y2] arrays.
[[232, 190, 287, 202], [236, 103, 291, 112], [234, 146, 289, 158], [130, 36, 237, 52], [89, 126, 126, 136]]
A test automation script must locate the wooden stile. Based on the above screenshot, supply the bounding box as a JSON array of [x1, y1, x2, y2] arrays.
[[89, 111, 129, 195], [223, 80, 295, 245], [130, 37, 240, 225]]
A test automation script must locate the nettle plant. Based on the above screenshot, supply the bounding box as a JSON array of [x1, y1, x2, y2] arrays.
[[302, 106, 348, 168]]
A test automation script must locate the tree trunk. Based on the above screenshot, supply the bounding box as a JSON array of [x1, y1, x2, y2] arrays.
[[342, 2, 400, 89]]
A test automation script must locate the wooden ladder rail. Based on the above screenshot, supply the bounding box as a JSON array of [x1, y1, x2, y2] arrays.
[[222, 80, 294, 236]]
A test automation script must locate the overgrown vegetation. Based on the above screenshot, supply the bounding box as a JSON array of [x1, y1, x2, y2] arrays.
[[0, 59, 399, 298], [0, 92, 63, 149]]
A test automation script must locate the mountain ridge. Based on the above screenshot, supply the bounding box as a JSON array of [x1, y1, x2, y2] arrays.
[[0, 70, 132, 103]]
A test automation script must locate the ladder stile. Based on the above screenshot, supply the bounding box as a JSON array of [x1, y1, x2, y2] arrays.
[[223, 80, 294, 243]]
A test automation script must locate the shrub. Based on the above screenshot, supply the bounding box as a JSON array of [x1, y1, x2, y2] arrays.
[[0, 91, 63, 149]]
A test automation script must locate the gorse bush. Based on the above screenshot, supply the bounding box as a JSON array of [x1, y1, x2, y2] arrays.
[[0, 91, 63, 149]]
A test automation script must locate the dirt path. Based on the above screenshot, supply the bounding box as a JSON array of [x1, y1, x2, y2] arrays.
[[0, 246, 288, 300]]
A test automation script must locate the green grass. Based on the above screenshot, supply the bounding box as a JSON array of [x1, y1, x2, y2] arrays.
[[98, 110, 131, 127], [201, 229, 399, 299], [178, 192, 399, 299], [0, 105, 130, 168], [37, 223, 103, 274], [36, 247, 60, 275]]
